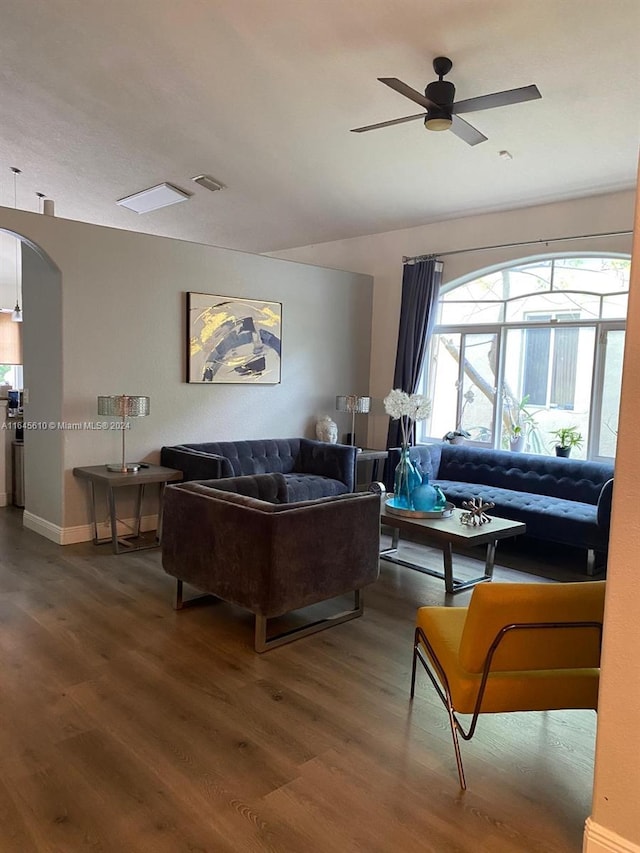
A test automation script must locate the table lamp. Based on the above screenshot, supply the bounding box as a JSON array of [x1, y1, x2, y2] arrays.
[[97, 394, 150, 472], [335, 394, 371, 447]]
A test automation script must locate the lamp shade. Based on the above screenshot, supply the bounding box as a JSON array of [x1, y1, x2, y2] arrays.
[[335, 395, 371, 414], [97, 395, 150, 473], [0, 312, 22, 364], [97, 395, 150, 418], [336, 394, 371, 447]]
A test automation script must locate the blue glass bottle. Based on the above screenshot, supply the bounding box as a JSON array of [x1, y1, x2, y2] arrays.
[[411, 481, 437, 511], [412, 479, 448, 513], [433, 484, 447, 511], [393, 446, 422, 509]]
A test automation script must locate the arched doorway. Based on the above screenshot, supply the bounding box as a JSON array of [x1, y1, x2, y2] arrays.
[[0, 227, 63, 529]]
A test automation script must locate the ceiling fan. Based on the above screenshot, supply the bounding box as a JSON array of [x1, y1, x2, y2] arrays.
[[351, 56, 541, 146]]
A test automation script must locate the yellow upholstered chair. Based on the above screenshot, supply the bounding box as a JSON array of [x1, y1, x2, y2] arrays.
[[411, 581, 605, 789]]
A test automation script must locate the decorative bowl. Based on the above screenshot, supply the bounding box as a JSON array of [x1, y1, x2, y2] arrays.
[[384, 497, 455, 519]]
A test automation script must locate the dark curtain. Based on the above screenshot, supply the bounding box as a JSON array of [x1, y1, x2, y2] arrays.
[[386, 258, 443, 449]]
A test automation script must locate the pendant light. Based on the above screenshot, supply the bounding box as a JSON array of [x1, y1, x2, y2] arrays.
[[11, 166, 22, 323], [10, 167, 22, 323]]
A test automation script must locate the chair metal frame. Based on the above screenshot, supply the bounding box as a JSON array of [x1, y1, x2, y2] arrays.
[[411, 619, 603, 789], [173, 579, 364, 653]]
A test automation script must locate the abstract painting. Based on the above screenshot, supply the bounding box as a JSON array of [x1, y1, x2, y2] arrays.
[[187, 292, 282, 384]]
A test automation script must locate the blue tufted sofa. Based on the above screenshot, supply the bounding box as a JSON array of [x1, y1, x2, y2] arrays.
[[387, 443, 614, 573], [161, 438, 357, 502]]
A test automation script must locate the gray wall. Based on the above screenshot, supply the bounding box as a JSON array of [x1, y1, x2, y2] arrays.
[[0, 207, 372, 533]]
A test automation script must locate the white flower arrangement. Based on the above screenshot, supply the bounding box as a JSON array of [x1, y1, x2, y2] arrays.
[[384, 389, 431, 448]]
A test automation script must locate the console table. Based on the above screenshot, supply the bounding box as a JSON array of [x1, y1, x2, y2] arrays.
[[356, 448, 388, 486], [73, 464, 182, 554]]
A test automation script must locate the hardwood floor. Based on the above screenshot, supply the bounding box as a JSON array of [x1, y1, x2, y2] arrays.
[[0, 508, 596, 852]]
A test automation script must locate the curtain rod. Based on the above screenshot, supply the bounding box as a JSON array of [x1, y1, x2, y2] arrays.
[[402, 229, 633, 264]]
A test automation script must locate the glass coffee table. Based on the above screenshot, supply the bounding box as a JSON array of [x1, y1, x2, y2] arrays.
[[380, 502, 526, 594]]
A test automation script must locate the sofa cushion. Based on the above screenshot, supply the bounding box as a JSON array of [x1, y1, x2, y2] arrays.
[[284, 473, 349, 502]]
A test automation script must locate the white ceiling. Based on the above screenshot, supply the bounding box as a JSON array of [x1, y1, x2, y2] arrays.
[[1, 0, 639, 254]]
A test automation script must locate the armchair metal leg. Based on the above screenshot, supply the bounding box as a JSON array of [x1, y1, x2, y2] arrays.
[[174, 579, 183, 610], [447, 707, 467, 790], [172, 582, 365, 653], [254, 589, 364, 653], [410, 640, 419, 699], [173, 579, 217, 610], [411, 627, 469, 789]]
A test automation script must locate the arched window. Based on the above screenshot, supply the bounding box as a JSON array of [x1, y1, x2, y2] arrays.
[[417, 255, 630, 460]]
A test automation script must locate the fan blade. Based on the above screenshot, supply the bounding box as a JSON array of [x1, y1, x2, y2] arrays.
[[351, 113, 426, 133], [452, 84, 541, 115], [450, 115, 488, 146], [378, 78, 437, 110]]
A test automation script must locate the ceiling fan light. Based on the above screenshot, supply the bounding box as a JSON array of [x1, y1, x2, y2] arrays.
[[425, 113, 452, 132]]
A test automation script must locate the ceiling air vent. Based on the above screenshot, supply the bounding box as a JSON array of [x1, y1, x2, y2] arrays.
[[191, 174, 226, 192]]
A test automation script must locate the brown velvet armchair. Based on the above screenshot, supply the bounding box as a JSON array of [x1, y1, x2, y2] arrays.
[[161, 474, 381, 652]]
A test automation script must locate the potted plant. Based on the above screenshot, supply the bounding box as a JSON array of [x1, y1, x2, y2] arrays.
[[504, 393, 539, 452], [550, 426, 583, 457], [443, 428, 471, 445], [509, 425, 526, 452]]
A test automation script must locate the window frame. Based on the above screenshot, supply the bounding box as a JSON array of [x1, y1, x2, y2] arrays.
[[589, 321, 625, 462], [418, 254, 630, 461]]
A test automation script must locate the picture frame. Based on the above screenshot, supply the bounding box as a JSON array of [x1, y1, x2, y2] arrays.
[[187, 292, 282, 384]]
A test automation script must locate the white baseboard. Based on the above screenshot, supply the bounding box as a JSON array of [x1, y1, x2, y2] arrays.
[[584, 818, 640, 853], [23, 511, 159, 545], [23, 511, 64, 543]]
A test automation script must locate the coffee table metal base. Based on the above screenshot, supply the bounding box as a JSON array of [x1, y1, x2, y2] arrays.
[[379, 506, 525, 595], [381, 529, 496, 594]]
